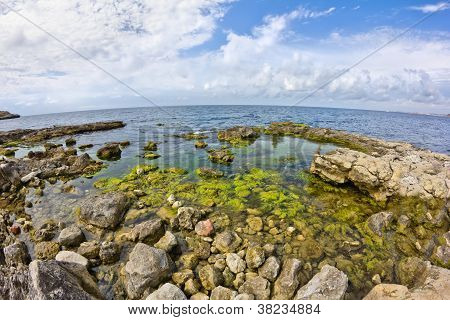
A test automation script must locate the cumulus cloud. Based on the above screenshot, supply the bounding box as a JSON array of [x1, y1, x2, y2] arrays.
[[0, 1, 449, 114], [409, 2, 450, 13]]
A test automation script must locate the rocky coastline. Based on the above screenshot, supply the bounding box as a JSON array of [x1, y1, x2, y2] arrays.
[[0, 121, 448, 300], [0, 111, 20, 121]]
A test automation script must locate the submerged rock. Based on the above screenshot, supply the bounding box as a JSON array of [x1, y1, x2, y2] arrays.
[[146, 283, 187, 300], [99, 241, 120, 264], [294, 265, 348, 300], [195, 167, 224, 179], [176, 207, 201, 231], [208, 148, 235, 164], [195, 219, 214, 236], [214, 231, 242, 253], [97, 144, 122, 161], [367, 211, 393, 237], [79, 192, 129, 229]]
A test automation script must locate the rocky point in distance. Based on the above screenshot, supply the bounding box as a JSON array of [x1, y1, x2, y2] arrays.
[[0, 110, 20, 121]]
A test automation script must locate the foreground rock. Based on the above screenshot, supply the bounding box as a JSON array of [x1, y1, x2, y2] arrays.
[[79, 192, 129, 229], [295, 265, 348, 300], [0, 110, 20, 120], [273, 258, 301, 299], [146, 283, 187, 300]]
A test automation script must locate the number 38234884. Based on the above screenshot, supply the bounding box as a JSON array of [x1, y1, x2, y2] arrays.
[[257, 303, 321, 315]]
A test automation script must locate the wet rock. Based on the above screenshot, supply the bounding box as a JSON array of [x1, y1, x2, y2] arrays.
[[214, 231, 242, 253], [97, 144, 121, 161], [99, 241, 120, 265], [79, 144, 93, 150], [125, 243, 172, 299], [34, 241, 60, 260], [246, 216, 263, 232], [177, 207, 201, 231], [210, 286, 238, 300], [28, 260, 102, 299], [21, 170, 41, 184], [3, 242, 30, 266], [146, 283, 187, 300], [79, 192, 129, 229], [130, 217, 164, 244], [143, 151, 160, 160], [58, 225, 85, 247], [33, 221, 58, 242], [167, 194, 176, 205], [199, 264, 224, 290], [65, 137, 76, 147], [245, 246, 265, 269], [295, 265, 348, 300], [367, 211, 393, 237], [55, 251, 88, 267], [258, 256, 280, 281], [195, 167, 224, 179], [155, 231, 178, 252], [217, 126, 261, 145], [144, 141, 158, 151], [208, 148, 234, 164], [77, 241, 100, 259], [273, 258, 301, 299], [226, 253, 246, 274], [195, 141, 208, 149], [238, 276, 270, 300], [195, 219, 214, 236], [431, 231, 450, 267]]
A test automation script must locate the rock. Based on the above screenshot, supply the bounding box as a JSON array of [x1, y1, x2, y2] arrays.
[[178, 253, 199, 269], [273, 258, 302, 299], [367, 211, 393, 236], [0, 265, 30, 299], [21, 170, 41, 184], [55, 251, 88, 267], [77, 241, 100, 259], [130, 217, 164, 244], [238, 276, 270, 300], [125, 243, 172, 299], [144, 151, 160, 159], [146, 283, 187, 300], [28, 260, 102, 299], [172, 269, 194, 285], [186, 237, 211, 260], [195, 167, 224, 179], [65, 137, 76, 147], [99, 241, 120, 264], [3, 242, 30, 266], [195, 219, 214, 236], [184, 278, 201, 296], [208, 148, 235, 164], [79, 192, 129, 229], [195, 141, 208, 149], [199, 264, 224, 290], [144, 141, 158, 151], [34, 241, 60, 260], [97, 143, 121, 161], [295, 265, 348, 300], [177, 207, 201, 231], [58, 226, 85, 247], [210, 286, 238, 300], [172, 201, 183, 209], [363, 284, 410, 300], [258, 256, 280, 281], [396, 257, 428, 287], [190, 292, 209, 300], [234, 293, 254, 300], [214, 231, 242, 253], [245, 246, 265, 269], [154, 231, 178, 252], [79, 144, 94, 150], [0, 110, 20, 120], [246, 216, 263, 232], [167, 194, 176, 205], [226, 253, 246, 274], [217, 126, 261, 145]]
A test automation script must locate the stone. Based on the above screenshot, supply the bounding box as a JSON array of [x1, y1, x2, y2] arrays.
[[396, 257, 428, 287], [58, 225, 85, 247], [172, 269, 195, 284], [226, 253, 246, 274], [190, 292, 209, 300], [245, 246, 265, 269], [367, 211, 393, 236], [364, 284, 410, 300], [55, 251, 89, 267], [273, 258, 302, 299], [177, 207, 201, 231], [295, 265, 348, 300], [208, 148, 235, 164], [97, 144, 121, 161], [99, 241, 120, 264], [125, 243, 172, 299], [146, 283, 187, 300], [210, 286, 238, 300], [154, 231, 178, 252], [233, 272, 246, 289], [3, 242, 30, 266], [184, 278, 201, 296], [214, 231, 242, 253], [178, 253, 199, 269], [172, 201, 183, 209], [195, 219, 214, 237], [246, 216, 263, 232], [130, 217, 164, 244], [238, 276, 270, 300], [77, 241, 100, 259], [79, 192, 129, 229], [28, 260, 102, 299], [186, 237, 211, 260], [65, 137, 76, 146], [199, 264, 224, 290], [234, 293, 254, 300], [195, 167, 224, 179], [34, 241, 60, 260], [194, 141, 208, 149], [258, 256, 280, 281]]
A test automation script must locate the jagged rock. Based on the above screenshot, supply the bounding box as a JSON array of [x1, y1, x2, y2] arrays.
[[217, 126, 261, 145], [234, 293, 254, 300], [130, 217, 164, 244], [273, 258, 301, 299], [245, 246, 265, 269], [295, 265, 348, 300], [77, 241, 100, 259], [154, 231, 178, 252], [177, 207, 201, 231], [99, 241, 120, 264], [199, 264, 223, 290], [367, 212, 393, 236], [55, 251, 88, 267], [125, 243, 172, 299], [186, 237, 211, 260], [146, 283, 187, 300], [195, 219, 214, 236], [214, 231, 242, 253], [238, 276, 270, 300], [3, 242, 30, 266], [0, 265, 29, 299], [184, 278, 201, 296], [258, 256, 280, 281], [396, 257, 428, 287], [0, 110, 20, 120], [210, 286, 237, 300], [246, 216, 263, 232], [79, 192, 129, 229], [65, 137, 76, 147], [58, 226, 85, 247], [172, 269, 194, 285], [226, 253, 246, 274], [96, 144, 121, 161]]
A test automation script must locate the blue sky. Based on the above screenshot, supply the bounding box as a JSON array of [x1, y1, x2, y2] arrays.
[[0, 0, 449, 115]]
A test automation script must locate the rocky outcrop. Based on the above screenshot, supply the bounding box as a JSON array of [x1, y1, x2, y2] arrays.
[[295, 265, 348, 300], [218, 126, 261, 145], [208, 148, 234, 164], [0, 111, 20, 121]]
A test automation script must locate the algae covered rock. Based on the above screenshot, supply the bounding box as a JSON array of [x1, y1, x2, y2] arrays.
[[195, 167, 224, 179], [3, 242, 30, 266], [367, 211, 393, 237], [217, 126, 261, 146], [214, 231, 242, 253], [245, 246, 265, 269], [208, 148, 234, 164], [199, 264, 224, 290], [210, 286, 237, 300], [34, 241, 60, 260], [97, 143, 122, 161]]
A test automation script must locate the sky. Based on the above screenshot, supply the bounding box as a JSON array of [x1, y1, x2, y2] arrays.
[[0, 0, 449, 116]]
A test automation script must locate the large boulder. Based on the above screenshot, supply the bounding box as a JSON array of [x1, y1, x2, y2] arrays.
[[79, 192, 129, 229], [273, 258, 301, 299], [28, 260, 102, 299], [146, 283, 187, 300], [294, 265, 348, 300], [125, 243, 172, 299]]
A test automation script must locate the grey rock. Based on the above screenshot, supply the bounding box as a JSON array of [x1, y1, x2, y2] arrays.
[[273, 258, 301, 299], [55, 251, 88, 267], [155, 231, 178, 252], [210, 286, 237, 300], [295, 265, 348, 300], [226, 253, 246, 274], [130, 217, 164, 244], [99, 241, 121, 264], [177, 207, 201, 230], [3, 242, 30, 266], [258, 256, 280, 281], [245, 246, 265, 269], [58, 226, 85, 247], [367, 211, 393, 236], [234, 293, 254, 300], [146, 283, 187, 300], [79, 192, 129, 229], [77, 241, 100, 259], [214, 231, 242, 253], [238, 276, 270, 300]]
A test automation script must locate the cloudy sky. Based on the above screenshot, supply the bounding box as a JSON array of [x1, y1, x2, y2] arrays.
[[0, 0, 449, 115]]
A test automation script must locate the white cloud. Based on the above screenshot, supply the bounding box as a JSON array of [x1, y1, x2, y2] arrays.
[[409, 2, 450, 13]]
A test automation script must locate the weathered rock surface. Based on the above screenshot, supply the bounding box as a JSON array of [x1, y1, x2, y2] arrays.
[[226, 253, 246, 274], [295, 265, 348, 300], [55, 251, 88, 267], [218, 126, 261, 145], [238, 276, 270, 300], [125, 243, 172, 299], [214, 231, 242, 253], [210, 286, 238, 300], [146, 283, 187, 300], [154, 231, 178, 252], [258, 256, 280, 281], [245, 246, 265, 269], [97, 143, 122, 161], [199, 264, 223, 290], [208, 148, 235, 164], [130, 217, 164, 244], [367, 212, 393, 237], [58, 225, 85, 247], [176, 207, 201, 231], [273, 258, 302, 299], [79, 192, 129, 229], [3, 242, 30, 266]]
